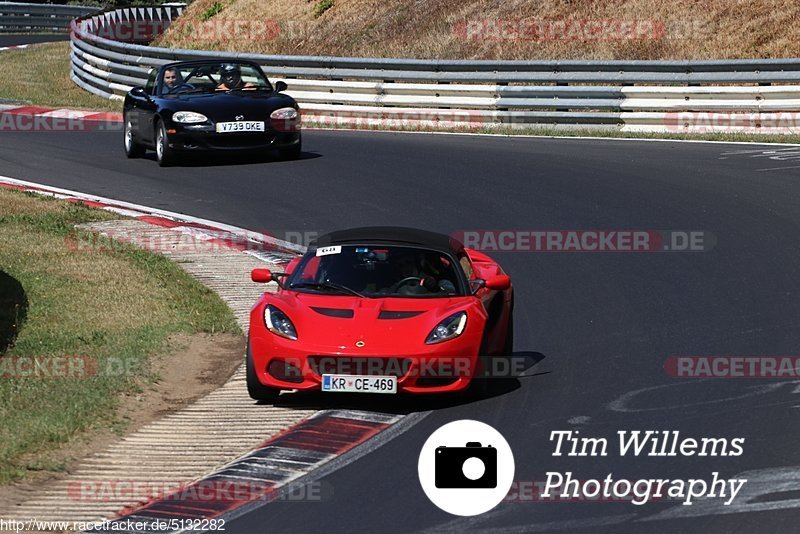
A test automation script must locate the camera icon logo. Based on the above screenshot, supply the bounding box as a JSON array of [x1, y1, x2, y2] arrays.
[[418, 420, 515, 516], [435, 442, 497, 488]]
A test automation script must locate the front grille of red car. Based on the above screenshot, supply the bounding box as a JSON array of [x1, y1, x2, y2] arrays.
[[308, 356, 412, 378]]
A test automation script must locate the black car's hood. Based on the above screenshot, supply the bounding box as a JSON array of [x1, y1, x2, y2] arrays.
[[157, 91, 296, 119]]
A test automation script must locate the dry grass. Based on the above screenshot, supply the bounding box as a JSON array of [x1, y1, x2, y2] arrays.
[[156, 0, 800, 60]]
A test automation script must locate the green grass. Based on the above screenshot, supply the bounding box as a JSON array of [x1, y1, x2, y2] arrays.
[[0, 42, 119, 112], [0, 189, 239, 483], [199, 1, 224, 22], [313, 0, 335, 18]]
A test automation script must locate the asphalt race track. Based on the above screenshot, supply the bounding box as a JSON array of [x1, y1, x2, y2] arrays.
[[2, 128, 799, 533], [0, 34, 69, 47]]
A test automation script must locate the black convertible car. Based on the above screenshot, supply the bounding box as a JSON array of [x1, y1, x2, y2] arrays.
[[123, 60, 301, 166]]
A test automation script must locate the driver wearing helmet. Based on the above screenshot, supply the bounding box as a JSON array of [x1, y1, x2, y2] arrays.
[[216, 63, 256, 91]]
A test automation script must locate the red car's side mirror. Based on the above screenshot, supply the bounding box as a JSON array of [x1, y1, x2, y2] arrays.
[[251, 268, 273, 283], [484, 275, 511, 291]]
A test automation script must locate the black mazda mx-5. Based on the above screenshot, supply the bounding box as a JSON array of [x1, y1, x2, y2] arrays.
[[123, 60, 301, 166]]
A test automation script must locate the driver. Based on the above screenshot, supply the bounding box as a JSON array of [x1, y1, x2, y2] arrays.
[[216, 63, 256, 91], [393, 251, 439, 294], [162, 67, 182, 92]]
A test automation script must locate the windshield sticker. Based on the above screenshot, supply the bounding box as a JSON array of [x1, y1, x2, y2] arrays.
[[316, 245, 342, 257]]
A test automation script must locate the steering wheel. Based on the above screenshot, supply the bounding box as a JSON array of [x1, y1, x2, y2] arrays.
[[389, 276, 424, 292], [167, 83, 195, 94]]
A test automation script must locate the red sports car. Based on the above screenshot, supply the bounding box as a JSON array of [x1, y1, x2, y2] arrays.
[[246, 227, 513, 400]]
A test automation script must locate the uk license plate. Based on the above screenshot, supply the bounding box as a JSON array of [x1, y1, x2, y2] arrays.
[[215, 121, 265, 133], [321, 374, 397, 394]]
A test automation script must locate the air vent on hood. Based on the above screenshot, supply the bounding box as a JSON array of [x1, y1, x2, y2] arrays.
[[378, 310, 424, 319], [310, 307, 354, 318]]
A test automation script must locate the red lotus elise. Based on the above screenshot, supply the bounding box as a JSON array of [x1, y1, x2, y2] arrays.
[[246, 227, 513, 401]]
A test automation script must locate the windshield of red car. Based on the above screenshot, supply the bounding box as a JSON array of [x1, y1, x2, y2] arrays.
[[286, 245, 466, 298]]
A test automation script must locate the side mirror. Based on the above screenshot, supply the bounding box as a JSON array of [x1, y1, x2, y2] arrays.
[[130, 86, 150, 100], [485, 275, 511, 291], [251, 268, 273, 283], [274, 80, 287, 92]]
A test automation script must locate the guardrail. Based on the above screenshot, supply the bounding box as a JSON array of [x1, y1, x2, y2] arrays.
[[65, 5, 800, 133], [0, 2, 98, 33]]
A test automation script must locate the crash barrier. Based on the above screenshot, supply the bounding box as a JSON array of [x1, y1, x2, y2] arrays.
[[0, 2, 98, 33], [68, 5, 800, 133]]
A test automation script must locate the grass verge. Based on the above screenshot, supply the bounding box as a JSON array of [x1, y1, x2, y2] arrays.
[[0, 42, 119, 112], [0, 187, 239, 484]]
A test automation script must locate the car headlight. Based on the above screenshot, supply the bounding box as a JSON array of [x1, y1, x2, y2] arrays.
[[264, 304, 297, 340], [173, 111, 208, 124], [426, 311, 467, 344], [270, 107, 300, 132]]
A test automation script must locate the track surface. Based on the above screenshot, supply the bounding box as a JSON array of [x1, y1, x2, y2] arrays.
[[2, 129, 799, 533], [0, 34, 69, 47]]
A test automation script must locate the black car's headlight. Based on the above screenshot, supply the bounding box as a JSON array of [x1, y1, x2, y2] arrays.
[[173, 111, 208, 124], [425, 311, 467, 344], [264, 304, 298, 340], [270, 107, 300, 132]]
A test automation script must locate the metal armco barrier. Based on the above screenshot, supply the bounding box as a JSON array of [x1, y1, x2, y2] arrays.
[[0, 2, 98, 33], [60, 5, 800, 133]]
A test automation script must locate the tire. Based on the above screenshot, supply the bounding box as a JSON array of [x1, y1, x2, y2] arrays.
[[123, 114, 145, 158], [155, 120, 176, 167], [278, 137, 302, 160], [246, 341, 280, 402], [502, 296, 514, 357], [468, 336, 492, 399]]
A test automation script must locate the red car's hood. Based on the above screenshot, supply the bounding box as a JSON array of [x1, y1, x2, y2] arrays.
[[263, 292, 480, 351]]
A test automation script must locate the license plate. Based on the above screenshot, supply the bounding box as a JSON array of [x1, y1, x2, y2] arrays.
[[215, 121, 265, 133], [322, 374, 397, 394]]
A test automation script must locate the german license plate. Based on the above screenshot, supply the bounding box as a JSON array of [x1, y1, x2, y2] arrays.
[[216, 121, 265, 133], [322, 374, 397, 394]]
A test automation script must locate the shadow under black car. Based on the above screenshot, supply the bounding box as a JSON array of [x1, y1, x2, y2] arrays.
[[263, 351, 548, 414], [142, 149, 321, 167]]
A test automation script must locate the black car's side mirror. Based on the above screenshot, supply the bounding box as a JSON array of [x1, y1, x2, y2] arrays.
[[130, 86, 151, 100], [275, 81, 287, 93]]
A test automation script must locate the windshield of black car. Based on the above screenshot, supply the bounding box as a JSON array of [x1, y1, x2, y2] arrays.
[[159, 63, 272, 95], [287, 245, 465, 298]]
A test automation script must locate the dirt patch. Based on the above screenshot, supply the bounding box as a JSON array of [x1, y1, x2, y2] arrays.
[[0, 332, 245, 514]]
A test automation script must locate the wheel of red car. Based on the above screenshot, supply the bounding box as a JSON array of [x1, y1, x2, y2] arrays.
[[503, 295, 514, 357], [246, 340, 280, 402]]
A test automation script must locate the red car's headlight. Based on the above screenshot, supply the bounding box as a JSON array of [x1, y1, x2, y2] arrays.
[[264, 304, 298, 340], [426, 312, 467, 344]]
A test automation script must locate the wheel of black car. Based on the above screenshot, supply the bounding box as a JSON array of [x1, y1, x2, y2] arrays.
[[246, 340, 281, 402], [155, 120, 175, 167], [123, 114, 145, 158], [278, 138, 302, 160]]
